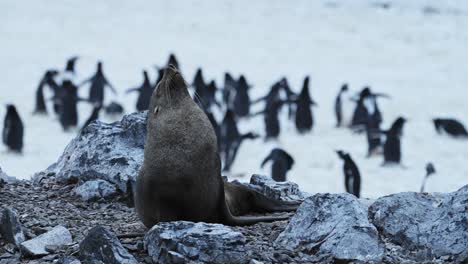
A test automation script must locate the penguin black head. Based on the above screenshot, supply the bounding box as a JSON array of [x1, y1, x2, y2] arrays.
[[389, 117, 407, 135], [225, 109, 235, 120], [432, 118, 442, 134], [97, 61, 103, 71], [238, 75, 252, 90], [426, 162, 436, 176], [45, 69, 60, 78], [143, 70, 149, 80], [362, 87, 371, 97], [303, 76, 310, 89], [341, 84, 349, 92], [6, 104, 18, 115]]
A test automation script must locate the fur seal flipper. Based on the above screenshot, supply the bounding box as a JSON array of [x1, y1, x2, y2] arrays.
[[135, 65, 297, 228]]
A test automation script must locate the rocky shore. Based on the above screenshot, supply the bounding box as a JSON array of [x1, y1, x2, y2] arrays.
[[1, 112, 466, 264]]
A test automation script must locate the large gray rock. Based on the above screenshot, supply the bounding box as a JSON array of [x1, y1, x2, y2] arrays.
[[35, 112, 147, 193], [20, 225, 72, 257], [275, 193, 384, 263], [74, 180, 118, 202], [243, 174, 310, 201], [145, 221, 248, 264], [0, 208, 25, 246], [369, 185, 468, 262], [79, 226, 137, 264]]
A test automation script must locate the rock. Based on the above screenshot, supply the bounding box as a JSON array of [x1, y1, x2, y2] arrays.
[[145, 221, 248, 264], [34, 112, 147, 193], [275, 193, 384, 262], [0, 168, 18, 185], [0, 208, 25, 246], [247, 174, 310, 201], [20, 225, 72, 257], [74, 180, 118, 202], [79, 226, 137, 264], [369, 185, 468, 262]]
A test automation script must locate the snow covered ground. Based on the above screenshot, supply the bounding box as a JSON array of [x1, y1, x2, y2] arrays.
[[0, 0, 467, 198]]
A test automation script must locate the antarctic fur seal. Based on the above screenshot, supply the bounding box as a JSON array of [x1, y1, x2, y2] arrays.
[[134, 65, 299, 228]]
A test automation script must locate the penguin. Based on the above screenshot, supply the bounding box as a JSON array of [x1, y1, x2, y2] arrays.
[[58, 80, 81, 131], [104, 101, 124, 115], [350, 87, 371, 130], [280, 78, 297, 121], [336, 150, 361, 198], [223, 72, 237, 108], [2, 104, 24, 153], [295, 76, 317, 133], [334, 83, 349, 127], [351, 87, 388, 131], [126, 70, 153, 111], [382, 117, 407, 165], [166, 53, 179, 70], [420, 162, 436, 192], [233, 75, 251, 117], [206, 80, 221, 109], [433, 118, 468, 138], [365, 96, 384, 157], [261, 148, 294, 182], [80, 61, 116, 106], [34, 69, 59, 114], [220, 109, 259, 171], [81, 104, 102, 131], [251, 89, 286, 141]]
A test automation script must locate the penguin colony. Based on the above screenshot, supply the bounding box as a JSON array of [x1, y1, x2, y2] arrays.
[[3, 53, 466, 197]]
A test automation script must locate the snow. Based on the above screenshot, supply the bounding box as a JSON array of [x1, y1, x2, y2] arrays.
[[0, 0, 467, 198]]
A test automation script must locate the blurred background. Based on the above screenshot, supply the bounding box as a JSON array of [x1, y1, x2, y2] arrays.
[[0, 0, 467, 198]]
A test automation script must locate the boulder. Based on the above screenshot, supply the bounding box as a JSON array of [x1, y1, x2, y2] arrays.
[[145, 221, 248, 264], [79, 226, 137, 264], [0, 208, 25, 246], [74, 180, 118, 202], [243, 174, 310, 201], [275, 193, 384, 262], [35, 112, 147, 193], [20, 225, 72, 257], [369, 185, 468, 262]]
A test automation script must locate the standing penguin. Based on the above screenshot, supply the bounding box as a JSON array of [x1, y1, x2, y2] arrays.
[[80, 61, 116, 106], [220, 109, 259, 171], [126, 70, 153, 111], [350, 87, 371, 130], [382, 117, 407, 165], [34, 70, 59, 114], [336, 150, 361, 198], [58, 80, 80, 131], [233, 75, 251, 117], [295, 76, 317, 133], [2, 105, 24, 153], [334, 83, 348, 127], [420, 162, 436, 192], [261, 148, 294, 182], [223, 72, 237, 108]]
